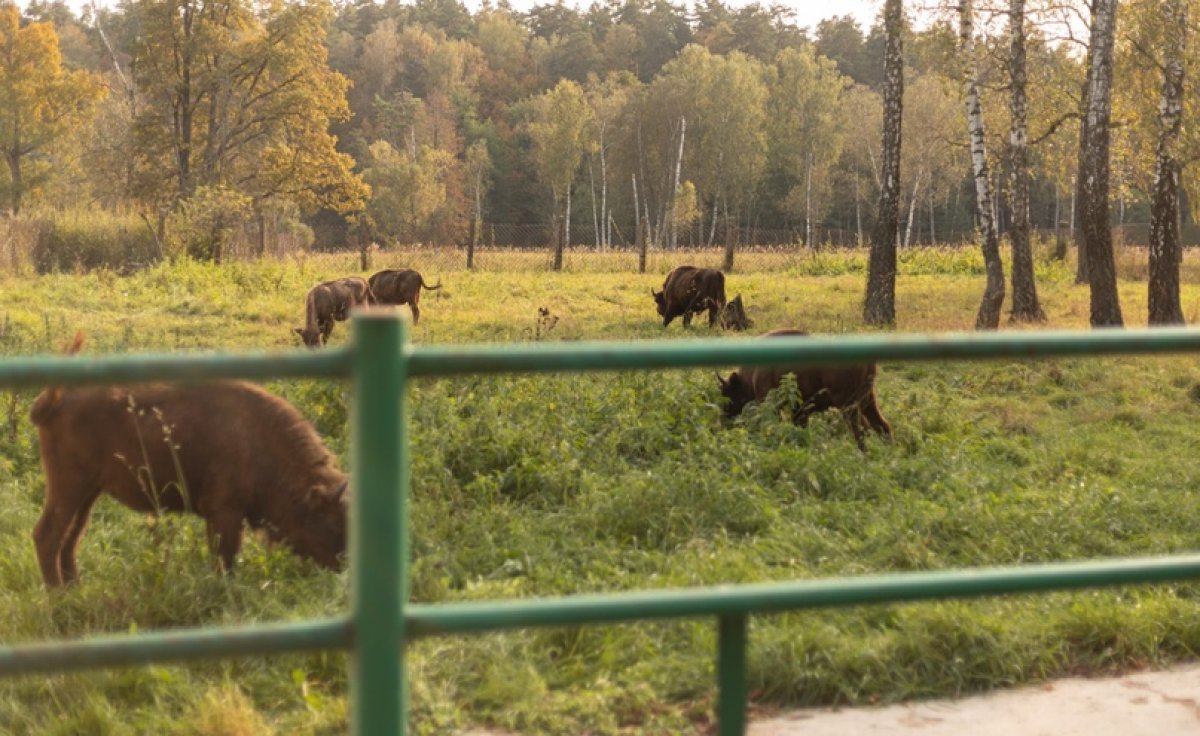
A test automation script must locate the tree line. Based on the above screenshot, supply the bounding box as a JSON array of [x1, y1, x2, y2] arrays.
[[0, 0, 1194, 325]]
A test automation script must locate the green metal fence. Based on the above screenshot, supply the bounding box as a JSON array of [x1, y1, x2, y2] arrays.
[[5, 313, 1200, 734]]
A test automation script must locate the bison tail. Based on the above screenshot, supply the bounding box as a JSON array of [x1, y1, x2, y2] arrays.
[[420, 277, 443, 291], [30, 331, 85, 425]]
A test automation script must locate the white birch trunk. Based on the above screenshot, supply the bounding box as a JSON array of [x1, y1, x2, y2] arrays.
[[961, 0, 1005, 329]]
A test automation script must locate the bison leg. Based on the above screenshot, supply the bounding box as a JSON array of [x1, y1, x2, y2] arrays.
[[861, 393, 893, 440], [33, 501, 82, 587], [707, 302, 721, 327], [409, 302, 420, 325], [320, 320, 334, 345], [58, 491, 101, 585], [205, 512, 245, 573], [840, 408, 870, 452], [682, 310, 693, 327]]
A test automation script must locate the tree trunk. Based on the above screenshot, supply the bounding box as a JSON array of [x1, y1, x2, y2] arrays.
[[588, 159, 600, 249], [4, 148, 21, 216], [1079, 0, 1123, 326], [805, 151, 814, 248], [175, 1, 195, 199], [467, 214, 477, 271], [600, 137, 609, 249], [722, 197, 735, 272], [903, 168, 922, 249], [928, 189, 936, 245], [1007, 0, 1045, 322], [669, 117, 686, 250], [1053, 193, 1068, 260], [961, 0, 1006, 330], [855, 172, 863, 246], [1148, 0, 1186, 325], [634, 174, 646, 273], [559, 185, 570, 270], [468, 169, 480, 270], [864, 0, 904, 326], [551, 188, 563, 271], [256, 207, 267, 257]]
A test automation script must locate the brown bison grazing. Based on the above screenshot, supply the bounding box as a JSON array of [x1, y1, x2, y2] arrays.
[[652, 266, 727, 327], [30, 369, 349, 587], [294, 276, 372, 347], [717, 328, 892, 451], [368, 268, 442, 324]]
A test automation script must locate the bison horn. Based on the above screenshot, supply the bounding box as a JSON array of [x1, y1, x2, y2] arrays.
[[333, 480, 348, 502], [715, 372, 728, 388]]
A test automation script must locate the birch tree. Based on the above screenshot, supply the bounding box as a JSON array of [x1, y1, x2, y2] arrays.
[[1144, 0, 1187, 325], [1078, 0, 1124, 326], [1006, 0, 1045, 322], [865, 0, 904, 326], [960, 0, 1005, 330], [528, 79, 593, 271]]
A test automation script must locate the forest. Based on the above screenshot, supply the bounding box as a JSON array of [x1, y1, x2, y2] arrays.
[[1, 0, 1188, 262]]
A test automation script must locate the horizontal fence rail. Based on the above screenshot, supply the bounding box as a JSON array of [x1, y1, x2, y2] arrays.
[[4, 317, 1200, 735]]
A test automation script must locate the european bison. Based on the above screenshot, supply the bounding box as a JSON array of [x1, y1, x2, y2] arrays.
[[31, 348, 348, 587], [717, 328, 892, 451], [719, 294, 753, 331], [652, 266, 727, 328], [294, 276, 372, 347], [368, 268, 442, 325]]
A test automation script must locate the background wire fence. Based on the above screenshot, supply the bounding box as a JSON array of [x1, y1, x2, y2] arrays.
[[3, 218, 1189, 276]]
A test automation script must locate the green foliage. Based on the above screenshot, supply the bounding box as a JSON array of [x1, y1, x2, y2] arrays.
[[164, 187, 252, 262], [363, 141, 457, 244], [31, 210, 159, 273]]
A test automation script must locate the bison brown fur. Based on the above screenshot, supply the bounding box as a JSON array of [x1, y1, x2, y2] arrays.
[[368, 268, 442, 325], [652, 266, 727, 328], [294, 276, 372, 347], [30, 377, 348, 587], [717, 328, 892, 451]]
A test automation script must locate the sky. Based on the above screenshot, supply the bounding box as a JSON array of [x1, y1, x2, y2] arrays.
[[38, 0, 885, 34]]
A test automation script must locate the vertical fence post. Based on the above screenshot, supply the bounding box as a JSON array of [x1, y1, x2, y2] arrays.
[[717, 614, 748, 736], [351, 311, 409, 736]]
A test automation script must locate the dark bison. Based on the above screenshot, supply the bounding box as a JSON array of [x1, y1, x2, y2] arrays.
[[717, 328, 892, 451], [31, 342, 348, 587], [651, 266, 727, 328], [368, 269, 442, 325], [719, 294, 753, 331], [294, 276, 372, 347]]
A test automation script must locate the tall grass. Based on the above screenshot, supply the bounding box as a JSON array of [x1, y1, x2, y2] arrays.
[[0, 254, 1197, 732], [30, 210, 159, 274]]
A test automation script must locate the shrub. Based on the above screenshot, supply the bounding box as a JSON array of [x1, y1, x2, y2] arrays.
[[30, 211, 159, 273]]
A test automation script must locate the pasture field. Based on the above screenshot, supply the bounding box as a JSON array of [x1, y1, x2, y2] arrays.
[[2, 247, 1200, 733]]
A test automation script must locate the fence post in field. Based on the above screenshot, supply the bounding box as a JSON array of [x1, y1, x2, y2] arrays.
[[350, 311, 409, 735]]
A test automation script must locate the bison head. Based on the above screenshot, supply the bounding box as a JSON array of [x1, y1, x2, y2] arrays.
[[294, 326, 323, 348], [650, 288, 666, 316], [716, 371, 755, 418], [286, 480, 349, 569]]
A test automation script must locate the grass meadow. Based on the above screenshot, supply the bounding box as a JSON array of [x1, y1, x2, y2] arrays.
[[1, 245, 1200, 733]]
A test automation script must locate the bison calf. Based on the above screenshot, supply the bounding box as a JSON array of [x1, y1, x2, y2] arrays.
[[652, 265, 727, 328], [368, 268, 442, 325], [717, 328, 892, 451], [295, 276, 372, 347], [31, 376, 349, 587]]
